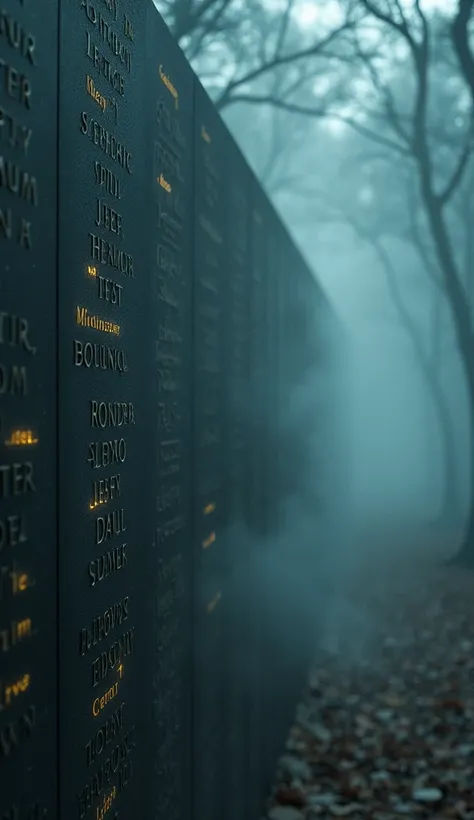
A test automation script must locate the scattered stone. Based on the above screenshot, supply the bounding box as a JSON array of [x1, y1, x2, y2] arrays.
[[412, 787, 443, 803], [268, 807, 305, 820], [329, 804, 362, 816], [274, 786, 307, 808], [268, 562, 474, 820], [278, 755, 312, 782], [308, 794, 338, 807]]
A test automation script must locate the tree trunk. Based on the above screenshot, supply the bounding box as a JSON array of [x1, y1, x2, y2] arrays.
[[448, 373, 474, 566], [416, 160, 474, 562], [432, 376, 460, 526]]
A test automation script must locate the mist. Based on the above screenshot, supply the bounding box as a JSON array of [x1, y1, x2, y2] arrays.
[[153, 0, 474, 814]]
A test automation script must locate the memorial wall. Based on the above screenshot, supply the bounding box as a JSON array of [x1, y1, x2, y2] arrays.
[[0, 2, 58, 819], [0, 2, 341, 819], [149, 11, 194, 820]]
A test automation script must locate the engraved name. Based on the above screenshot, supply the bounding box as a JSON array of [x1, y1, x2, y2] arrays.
[[92, 680, 120, 717], [80, 597, 129, 656], [87, 438, 126, 469], [95, 199, 123, 238], [77, 728, 134, 818], [86, 33, 125, 95], [76, 306, 120, 336], [86, 75, 107, 112], [89, 543, 127, 587], [81, 3, 131, 72], [89, 233, 133, 276], [98, 275, 123, 306], [95, 161, 122, 200], [96, 507, 126, 544], [80, 113, 132, 173], [91, 628, 135, 687], [73, 340, 128, 372], [85, 702, 124, 765], [90, 401, 135, 428], [90, 473, 121, 509]]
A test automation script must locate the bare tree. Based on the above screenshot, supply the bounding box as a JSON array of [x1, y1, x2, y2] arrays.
[[249, 0, 474, 563], [155, 0, 352, 113]]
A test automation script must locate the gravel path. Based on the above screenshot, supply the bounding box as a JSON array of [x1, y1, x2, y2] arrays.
[[266, 545, 474, 820]]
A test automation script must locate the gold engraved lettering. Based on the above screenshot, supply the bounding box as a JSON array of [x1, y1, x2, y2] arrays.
[[159, 65, 178, 109], [158, 174, 171, 194], [0, 672, 31, 711], [76, 306, 120, 336], [89, 543, 128, 587], [73, 340, 127, 372], [0, 156, 37, 204], [203, 502, 216, 515], [0, 58, 31, 108], [92, 680, 120, 717], [0, 616, 34, 651], [76, 729, 134, 818], [96, 786, 117, 820], [86, 75, 107, 112], [80, 112, 132, 173], [0, 568, 32, 602], [5, 429, 38, 447], [89, 232, 133, 276], [11, 571, 30, 594], [90, 401, 135, 428], [202, 532, 216, 550]]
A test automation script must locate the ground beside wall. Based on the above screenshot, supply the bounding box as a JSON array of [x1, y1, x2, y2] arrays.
[[265, 535, 474, 820]]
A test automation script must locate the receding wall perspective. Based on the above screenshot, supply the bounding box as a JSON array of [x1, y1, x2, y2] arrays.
[[0, 2, 341, 820]]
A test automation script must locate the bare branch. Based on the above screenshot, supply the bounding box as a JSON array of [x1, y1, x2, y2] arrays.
[[220, 92, 412, 154], [358, 0, 416, 48], [439, 124, 473, 206], [452, 0, 474, 102], [214, 22, 354, 108]]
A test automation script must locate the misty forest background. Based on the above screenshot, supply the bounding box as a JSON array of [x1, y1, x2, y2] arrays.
[[153, 0, 474, 564]]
